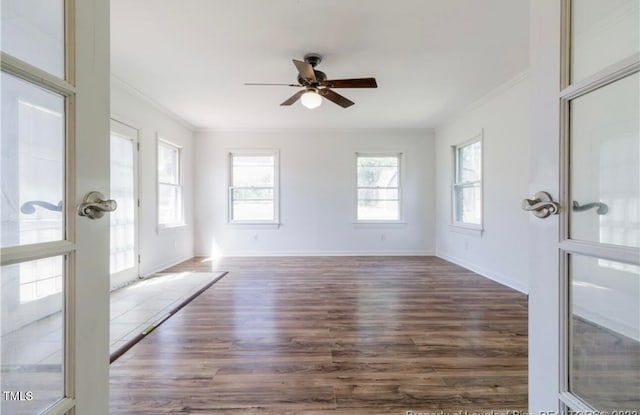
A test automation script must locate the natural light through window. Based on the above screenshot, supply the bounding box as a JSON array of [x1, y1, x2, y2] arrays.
[[453, 137, 482, 227], [356, 154, 401, 222], [157, 139, 184, 227], [229, 151, 278, 223], [110, 131, 136, 273]]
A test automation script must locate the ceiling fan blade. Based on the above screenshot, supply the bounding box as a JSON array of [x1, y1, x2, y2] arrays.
[[321, 78, 378, 88], [245, 83, 301, 87], [319, 88, 355, 108], [280, 90, 306, 106], [293, 59, 317, 83]]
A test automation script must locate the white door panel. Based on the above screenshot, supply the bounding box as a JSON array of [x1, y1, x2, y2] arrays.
[[73, 0, 110, 412], [529, 0, 639, 411], [1, 0, 110, 413]]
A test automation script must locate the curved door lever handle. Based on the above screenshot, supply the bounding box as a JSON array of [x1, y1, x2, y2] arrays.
[[20, 200, 64, 214], [77, 191, 117, 219], [572, 200, 608, 215], [522, 191, 560, 218]]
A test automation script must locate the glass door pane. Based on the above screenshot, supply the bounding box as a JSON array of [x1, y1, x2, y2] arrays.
[[1, 70, 68, 413], [1, 0, 65, 77], [571, 0, 640, 83], [110, 120, 138, 289], [110, 133, 135, 275], [569, 72, 639, 248], [1, 72, 65, 248], [1, 256, 65, 414], [563, 0, 640, 411], [569, 254, 640, 410]]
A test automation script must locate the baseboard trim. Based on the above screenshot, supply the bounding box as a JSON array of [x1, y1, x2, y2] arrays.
[[194, 250, 435, 257], [573, 304, 640, 342], [436, 251, 528, 294], [141, 254, 194, 277]]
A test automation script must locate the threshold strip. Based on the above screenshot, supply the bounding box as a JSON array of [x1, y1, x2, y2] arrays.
[[109, 271, 229, 363]]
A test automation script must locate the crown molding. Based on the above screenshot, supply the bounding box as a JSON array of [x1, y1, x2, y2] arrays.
[[434, 70, 529, 129], [111, 75, 196, 132], [194, 126, 435, 135]]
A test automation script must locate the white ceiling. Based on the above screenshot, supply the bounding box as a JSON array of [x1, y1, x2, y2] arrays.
[[110, 0, 529, 130]]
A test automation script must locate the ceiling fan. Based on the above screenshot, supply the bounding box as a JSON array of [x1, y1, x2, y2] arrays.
[[245, 53, 378, 109]]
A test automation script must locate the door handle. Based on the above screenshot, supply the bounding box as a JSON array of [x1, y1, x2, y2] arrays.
[[77, 191, 117, 219], [572, 200, 608, 215], [522, 191, 559, 218]]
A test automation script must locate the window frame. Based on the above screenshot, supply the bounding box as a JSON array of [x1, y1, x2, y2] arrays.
[[227, 149, 280, 225], [156, 136, 185, 230], [354, 152, 404, 224], [451, 131, 484, 233]]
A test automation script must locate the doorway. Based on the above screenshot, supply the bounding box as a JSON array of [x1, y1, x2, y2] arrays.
[[109, 119, 139, 289]]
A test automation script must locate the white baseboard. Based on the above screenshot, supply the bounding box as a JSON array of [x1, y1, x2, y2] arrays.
[[194, 250, 435, 257], [141, 254, 194, 277], [573, 304, 640, 342], [436, 251, 528, 294]]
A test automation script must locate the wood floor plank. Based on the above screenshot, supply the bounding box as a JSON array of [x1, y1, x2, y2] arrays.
[[110, 256, 529, 413]]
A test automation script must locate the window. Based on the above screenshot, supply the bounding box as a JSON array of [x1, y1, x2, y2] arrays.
[[157, 139, 184, 227], [228, 151, 279, 223], [356, 153, 402, 221], [452, 135, 482, 228]]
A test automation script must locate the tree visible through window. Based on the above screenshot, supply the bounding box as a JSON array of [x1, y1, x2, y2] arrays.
[[453, 138, 482, 227], [229, 152, 278, 222], [157, 139, 183, 227], [356, 154, 401, 221]]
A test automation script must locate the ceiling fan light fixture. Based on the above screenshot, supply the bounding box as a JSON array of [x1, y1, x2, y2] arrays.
[[301, 89, 322, 109]]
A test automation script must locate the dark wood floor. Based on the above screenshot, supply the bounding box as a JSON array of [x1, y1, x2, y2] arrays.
[[110, 256, 529, 414], [572, 317, 640, 410]]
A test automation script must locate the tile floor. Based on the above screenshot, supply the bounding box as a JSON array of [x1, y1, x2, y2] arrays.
[[2, 271, 225, 364], [109, 271, 225, 353], [1, 271, 224, 414]]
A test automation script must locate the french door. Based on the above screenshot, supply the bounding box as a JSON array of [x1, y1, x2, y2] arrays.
[[529, 0, 639, 411], [110, 119, 139, 289], [1, 0, 110, 414]]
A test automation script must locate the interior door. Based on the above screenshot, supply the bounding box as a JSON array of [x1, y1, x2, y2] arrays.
[[528, 0, 639, 411], [110, 119, 139, 289], [1, 0, 110, 414]]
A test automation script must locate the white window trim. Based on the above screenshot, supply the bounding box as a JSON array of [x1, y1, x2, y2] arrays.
[[227, 149, 280, 226], [450, 131, 484, 234], [157, 136, 185, 231], [354, 151, 404, 224]]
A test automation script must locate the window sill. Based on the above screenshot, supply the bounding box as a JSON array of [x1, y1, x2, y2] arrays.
[[226, 222, 281, 229], [157, 223, 187, 233], [449, 224, 483, 237], [353, 221, 407, 226]]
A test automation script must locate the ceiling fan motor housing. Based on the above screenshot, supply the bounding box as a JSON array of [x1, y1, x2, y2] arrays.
[[298, 70, 327, 86], [304, 53, 322, 67]]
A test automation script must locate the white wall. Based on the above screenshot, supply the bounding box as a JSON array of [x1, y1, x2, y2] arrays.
[[434, 74, 530, 293], [110, 79, 195, 277], [194, 129, 435, 256]]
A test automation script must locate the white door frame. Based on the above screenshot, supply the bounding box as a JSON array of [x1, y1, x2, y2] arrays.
[[528, 1, 563, 408], [71, 0, 111, 412]]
